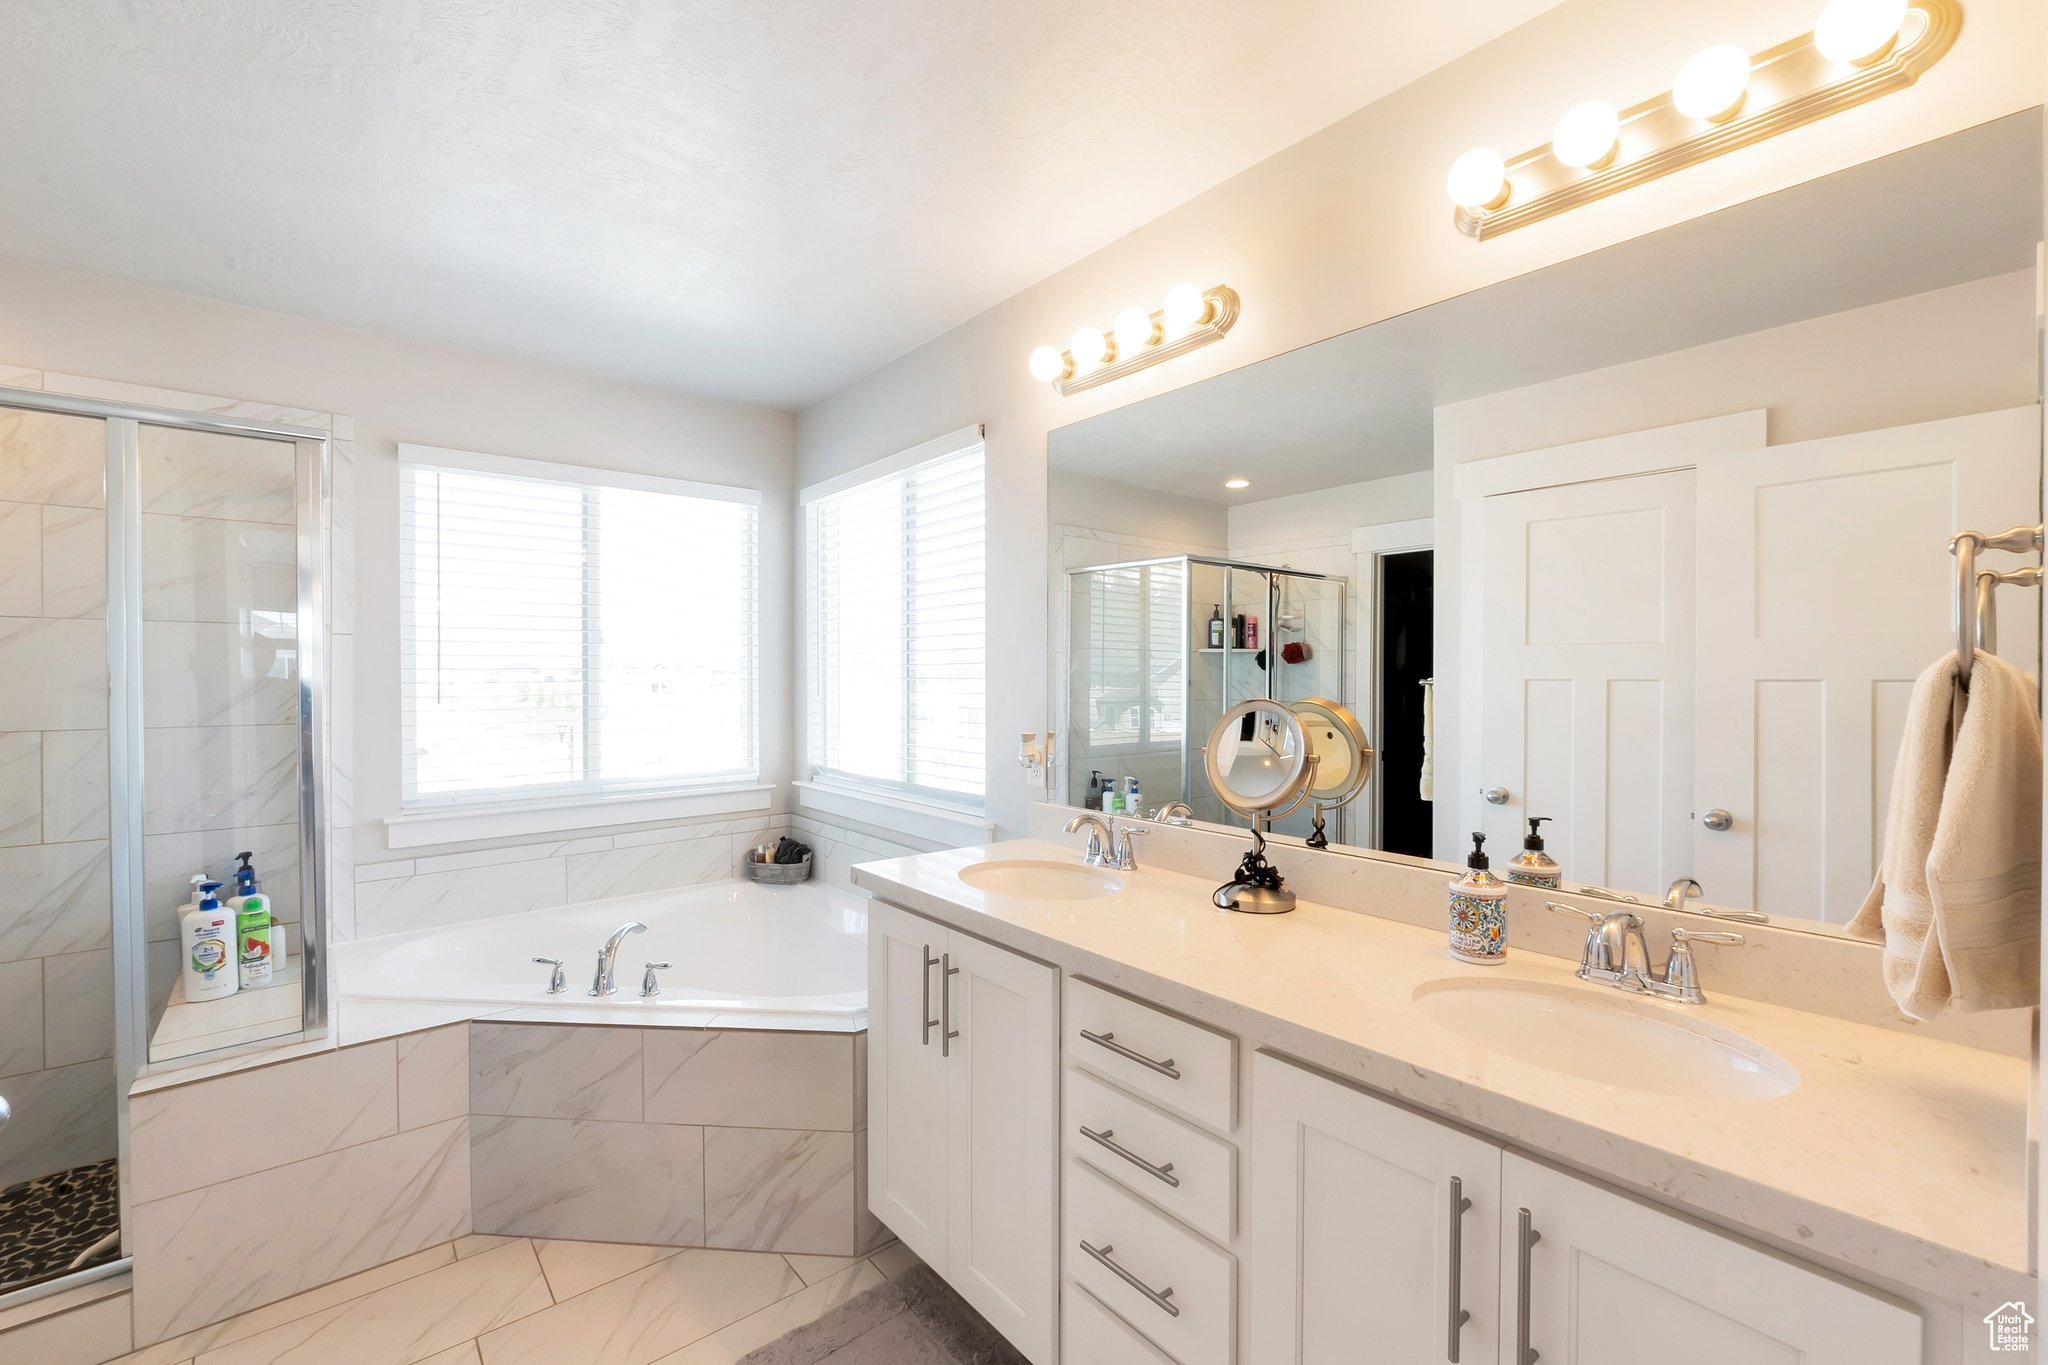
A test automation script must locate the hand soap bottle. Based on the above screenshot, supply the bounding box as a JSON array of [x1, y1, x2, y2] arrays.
[[1448, 832, 1508, 965], [181, 882, 239, 1001], [231, 851, 274, 990], [1505, 817, 1562, 890]]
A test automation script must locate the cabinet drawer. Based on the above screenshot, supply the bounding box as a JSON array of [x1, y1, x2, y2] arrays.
[[1064, 1160, 1235, 1365], [1062, 1283, 1177, 1365], [1065, 1066, 1235, 1245], [1065, 977, 1236, 1132]]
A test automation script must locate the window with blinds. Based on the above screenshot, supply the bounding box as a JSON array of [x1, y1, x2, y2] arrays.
[[1078, 560, 1185, 752], [399, 452, 759, 810], [805, 438, 986, 808]]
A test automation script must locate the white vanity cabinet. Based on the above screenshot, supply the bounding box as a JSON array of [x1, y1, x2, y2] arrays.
[[1251, 1053, 1921, 1365], [867, 900, 1059, 1364]]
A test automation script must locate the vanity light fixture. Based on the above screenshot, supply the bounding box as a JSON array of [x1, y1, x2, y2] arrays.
[[1028, 283, 1242, 395], [1447, 0, 1958, 239]]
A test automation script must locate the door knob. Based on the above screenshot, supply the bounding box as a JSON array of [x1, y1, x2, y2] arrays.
[[1701, 807, 1734, 832], [1482, 786, 1510, 806]]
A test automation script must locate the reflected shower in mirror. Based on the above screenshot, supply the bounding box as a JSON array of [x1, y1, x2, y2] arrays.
[[1045, 113, 2044, 931]]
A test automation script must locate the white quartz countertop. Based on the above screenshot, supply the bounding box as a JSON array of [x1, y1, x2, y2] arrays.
[[853, 839, 2031, 1306]]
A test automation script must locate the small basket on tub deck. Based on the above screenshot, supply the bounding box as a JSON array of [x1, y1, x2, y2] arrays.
[[744, 836, 813, 885]]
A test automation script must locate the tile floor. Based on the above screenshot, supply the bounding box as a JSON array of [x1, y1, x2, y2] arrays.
[[111, 1232, 922, 1365]]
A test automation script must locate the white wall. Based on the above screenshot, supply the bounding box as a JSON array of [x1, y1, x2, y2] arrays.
[[1227, 470, 1432, 548], [1430, 268, 2039, 856], [795, 0, 2045, 840], [0, 256, 797, 873]]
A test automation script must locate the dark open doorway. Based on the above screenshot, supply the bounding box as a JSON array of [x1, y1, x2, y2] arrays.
[[1378, 549, 1434, 858]]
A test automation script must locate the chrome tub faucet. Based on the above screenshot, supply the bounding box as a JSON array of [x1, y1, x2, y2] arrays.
[[589, 921, 647, 997]]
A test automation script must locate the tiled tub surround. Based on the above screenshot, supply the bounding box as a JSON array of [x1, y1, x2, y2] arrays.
[[470, 1022, 881, 1257], [121, 1017, 876, 1348]]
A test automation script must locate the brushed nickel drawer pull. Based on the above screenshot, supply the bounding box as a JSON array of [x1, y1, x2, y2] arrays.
[[1079, 1240, 1179, 1318], [920, 946, 939, 1046], [1078, 1028, 1181, 1079], [1515, 1206, 1542, 1365], [1078, 1124, 1180, 1188], [1447, 1176, 1472, 1362]]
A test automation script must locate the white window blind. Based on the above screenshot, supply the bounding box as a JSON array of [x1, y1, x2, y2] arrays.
[[1078, 560, 1185, 751], [400, 453, 759, 810], [806, 438, 986, 807]]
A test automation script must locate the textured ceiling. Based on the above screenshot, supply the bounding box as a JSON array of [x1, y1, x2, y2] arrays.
[[0, 1, 1561, 408]]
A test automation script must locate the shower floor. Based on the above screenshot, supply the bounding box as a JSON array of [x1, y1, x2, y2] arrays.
[[0, 1157, 121, 1294]]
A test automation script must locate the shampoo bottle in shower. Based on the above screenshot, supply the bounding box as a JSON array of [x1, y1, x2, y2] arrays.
[[231, 851, 274, 990], [1246, 615, 1259, 649], [1505, 817, 1562, 890], [1447, 833, 1508, 965], [181, 882, 239, 1001], [1208, 605, 1225, 648]]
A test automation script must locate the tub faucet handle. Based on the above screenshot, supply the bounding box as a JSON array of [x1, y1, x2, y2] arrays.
[[641, 961, 673, 998], [532, 956, 567, 995]]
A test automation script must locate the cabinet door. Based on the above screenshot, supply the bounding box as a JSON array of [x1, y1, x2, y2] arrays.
[[866, 901, 950, 1269], [1500, 1154, 1919, 1365], [946, 931, 1060, 1365], [1251, 1053, 1502, 1365]]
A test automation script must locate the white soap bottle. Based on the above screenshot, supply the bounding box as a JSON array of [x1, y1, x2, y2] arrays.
[[180, 881, 239, 1002]]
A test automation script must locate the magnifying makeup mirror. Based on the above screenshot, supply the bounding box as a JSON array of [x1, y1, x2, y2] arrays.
[[1293, 697, 1373, 850], [1203, 697, 1369, 913]]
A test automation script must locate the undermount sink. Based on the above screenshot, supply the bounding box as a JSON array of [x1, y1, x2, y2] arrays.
[[957, 859, 1125, 901], [1412, 978, 1799, 1102]]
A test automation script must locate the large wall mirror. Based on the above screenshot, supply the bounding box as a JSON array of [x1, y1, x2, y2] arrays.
[[1048, 113, 2043, 933]]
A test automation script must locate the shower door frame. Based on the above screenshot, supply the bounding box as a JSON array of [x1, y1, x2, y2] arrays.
[[0, 385, 330, 1304]]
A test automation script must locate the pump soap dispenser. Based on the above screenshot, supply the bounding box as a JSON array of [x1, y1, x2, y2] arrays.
[[1448, 832, 1509, 965], [1506, 817, 1562, 890]]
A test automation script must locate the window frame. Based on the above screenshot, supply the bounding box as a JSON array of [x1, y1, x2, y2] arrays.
[[389, 443, 766, 845], [800, 425, 992, 839]]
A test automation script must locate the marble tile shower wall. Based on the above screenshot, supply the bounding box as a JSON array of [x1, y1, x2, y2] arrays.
[[0, 402, 117, 1190], [349, 811, 928, 940], [0, 363, 356, 1085]]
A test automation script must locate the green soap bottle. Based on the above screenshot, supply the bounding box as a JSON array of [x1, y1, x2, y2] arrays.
[[231, 851, 274, 990]]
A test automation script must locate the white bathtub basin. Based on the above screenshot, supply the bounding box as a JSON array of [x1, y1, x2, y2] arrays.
[[334, 878, 868, 1024]]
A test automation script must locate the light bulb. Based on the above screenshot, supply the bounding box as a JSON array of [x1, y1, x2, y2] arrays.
[[1071, 325, 1110, 367], [1672, 45, 1750, 121], [1445, 147, 1508, 210], [1552, 100, 1621, 170], [1814, 0, 1908, 63], [1028, 345, 1067, 383], [1162, 283, 1210, 333], [1114, 306, 1159, 353], [1223, 478, 1251, 490]]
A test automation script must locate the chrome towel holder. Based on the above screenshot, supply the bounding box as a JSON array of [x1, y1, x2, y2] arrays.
[[1948, 522, 2043, 686]]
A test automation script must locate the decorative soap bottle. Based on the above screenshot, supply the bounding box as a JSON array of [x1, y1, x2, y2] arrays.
[[1505, 817, 1561, 890], [1447, 832, 1508, 965]]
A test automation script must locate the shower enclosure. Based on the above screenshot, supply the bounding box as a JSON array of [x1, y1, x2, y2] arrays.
[[1064, 556, 1346, 841], [0, 386, 328, 1303]]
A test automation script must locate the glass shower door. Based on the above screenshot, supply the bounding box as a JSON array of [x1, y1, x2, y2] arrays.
[[0, 405, 119, 1292], [136, 424, 309, 1065]]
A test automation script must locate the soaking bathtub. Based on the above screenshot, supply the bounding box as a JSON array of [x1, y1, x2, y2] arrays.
[[333, 877, 869, 1027]]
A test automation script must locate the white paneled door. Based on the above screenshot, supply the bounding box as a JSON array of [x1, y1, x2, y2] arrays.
[[1692, 405, 2041, 921], [1478, 470, 1697, 891]]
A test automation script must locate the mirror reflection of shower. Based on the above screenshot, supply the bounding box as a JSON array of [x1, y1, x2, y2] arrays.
[[1064, 554, 1347, 840]]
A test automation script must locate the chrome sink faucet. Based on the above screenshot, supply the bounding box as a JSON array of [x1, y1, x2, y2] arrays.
[[1663, 877, 1704, 912], [589, 921, 647, 997], [1064, 813, 1147, 871], [1547, 903, 1743, 1004]]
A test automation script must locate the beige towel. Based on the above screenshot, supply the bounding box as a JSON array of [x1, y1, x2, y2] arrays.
[[1849, 651, 2042, 1019]]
